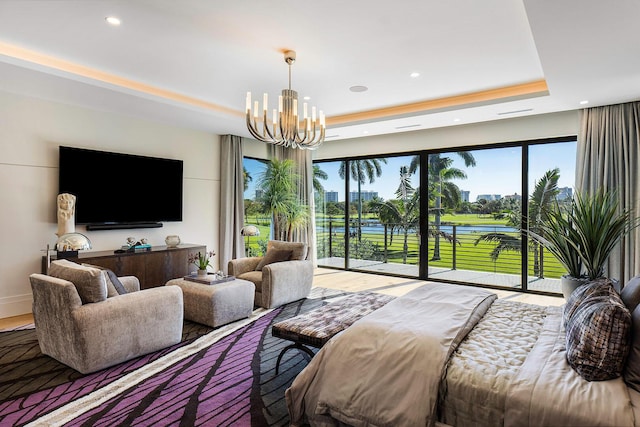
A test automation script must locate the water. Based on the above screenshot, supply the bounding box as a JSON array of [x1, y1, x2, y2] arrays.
[[317, 223, 518, 235]]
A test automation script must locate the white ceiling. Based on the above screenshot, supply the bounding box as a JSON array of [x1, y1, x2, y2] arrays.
[[0, 0, 639, 142]]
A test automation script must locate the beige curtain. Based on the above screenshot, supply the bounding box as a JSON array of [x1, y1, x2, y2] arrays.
[[219, 135, 245, 273], [269, 145, 317, 264], [576, 101, 640, 285]]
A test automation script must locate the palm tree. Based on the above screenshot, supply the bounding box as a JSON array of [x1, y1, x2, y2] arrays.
[[408, 152, 475, 260], [372, 167, 420, 263], [313, 165, 328, 196], [258, 159, 308, 241], [243, 166, 253, 192], [474, 168, 560, 277], [428, 154, 474, 260], [338, 158, 387, 241]]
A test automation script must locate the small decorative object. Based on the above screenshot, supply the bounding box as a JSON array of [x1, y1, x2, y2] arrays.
[[189, 250, 216, 276], [165, 235, 181, 248], [56, 232, 92, 259], [126, 237, 136, 247], [140, 238, 148, 245]]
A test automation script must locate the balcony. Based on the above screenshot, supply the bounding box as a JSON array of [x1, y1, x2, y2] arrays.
[[316, 220, 563, 295]]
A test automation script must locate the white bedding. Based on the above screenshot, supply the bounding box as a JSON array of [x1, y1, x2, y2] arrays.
[[286, 283, 496, 426], [440, 299, 548, 426], [286, 283, 640, 426]]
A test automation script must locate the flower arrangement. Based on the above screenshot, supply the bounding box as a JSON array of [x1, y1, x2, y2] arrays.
[[189, 251, 216, 272]]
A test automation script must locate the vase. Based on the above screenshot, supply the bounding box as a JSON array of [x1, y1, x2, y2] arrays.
[[165, 235, 180, 248], [197, 269, 208, 276], [561, 275, 590, 300]]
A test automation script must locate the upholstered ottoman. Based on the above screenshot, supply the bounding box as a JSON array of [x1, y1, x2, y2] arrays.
[[166, 278, 255, 328]]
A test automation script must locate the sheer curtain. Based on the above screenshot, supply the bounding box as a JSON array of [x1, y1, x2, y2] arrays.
[[219, 135, 245, 273], [269, 145, 316, 264], [576, 101, 640, 284]]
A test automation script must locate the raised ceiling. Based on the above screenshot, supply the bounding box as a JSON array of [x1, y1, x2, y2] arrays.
[[0, 0, 638, 142]]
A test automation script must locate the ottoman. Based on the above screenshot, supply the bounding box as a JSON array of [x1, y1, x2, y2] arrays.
[[166, 278, 255, 328]]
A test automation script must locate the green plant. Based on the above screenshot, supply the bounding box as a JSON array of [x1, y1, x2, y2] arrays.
[[529, 190, 640, 280], [189, 251, 216, 270]]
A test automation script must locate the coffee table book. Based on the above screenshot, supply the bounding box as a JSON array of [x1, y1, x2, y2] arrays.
[[183, 274, 236, 285]]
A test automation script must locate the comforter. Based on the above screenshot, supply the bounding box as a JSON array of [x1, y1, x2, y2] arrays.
[[286, 283, 638, 427], [286, 283, 496, 426]]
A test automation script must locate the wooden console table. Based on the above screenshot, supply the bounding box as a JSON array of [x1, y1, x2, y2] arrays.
[[44, 244, 207, 289]]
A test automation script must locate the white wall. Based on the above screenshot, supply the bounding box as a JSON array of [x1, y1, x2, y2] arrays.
[[0, 91, 220, 318], [314, 110, 580, 160]]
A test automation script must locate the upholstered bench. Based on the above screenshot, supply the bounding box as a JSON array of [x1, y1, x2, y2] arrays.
[[271, 291, 395, 374]]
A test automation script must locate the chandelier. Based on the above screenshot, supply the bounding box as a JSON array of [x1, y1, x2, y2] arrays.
[[245, 50, 325, 149]]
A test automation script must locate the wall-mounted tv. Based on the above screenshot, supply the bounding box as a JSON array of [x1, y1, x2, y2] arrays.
[[59, 146, 183, 229]]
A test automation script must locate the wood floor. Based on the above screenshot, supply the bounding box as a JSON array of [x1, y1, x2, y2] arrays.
[[0, 268, 563, 330]]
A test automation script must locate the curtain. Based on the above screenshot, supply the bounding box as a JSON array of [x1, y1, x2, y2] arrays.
[[269, 145, 317, 264], [576, 101, 640, 284], [219, 135, 245, 273]]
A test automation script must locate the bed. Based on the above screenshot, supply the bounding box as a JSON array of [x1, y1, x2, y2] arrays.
[[286, 282, 640, 426]]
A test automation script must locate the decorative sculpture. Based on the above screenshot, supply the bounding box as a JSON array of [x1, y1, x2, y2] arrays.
[[56, 193, 76, 237]]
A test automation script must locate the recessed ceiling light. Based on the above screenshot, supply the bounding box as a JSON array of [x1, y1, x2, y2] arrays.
[[349, 85, 368, 93], [363, 131, 369, 134], [410, 72, 420, 78], [580, 100, 589, 105], [303, 96, 311, 101], [453, 118, 461, 122], [105, 16, 121, 26]]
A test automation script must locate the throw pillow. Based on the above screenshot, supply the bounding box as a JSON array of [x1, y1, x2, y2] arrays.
[[255, 249, 293, 271], [565, 290, 631, 381], [48, 259, 107, 304], [620, 275, 640, 312], [267, 240, 308, 261], [563, 278, 613, 327], [624, 304, 640, 392], [82, 264, 128, 297]]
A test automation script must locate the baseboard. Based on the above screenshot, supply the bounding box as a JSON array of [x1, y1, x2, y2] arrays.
[[0, 293, 32, 318]]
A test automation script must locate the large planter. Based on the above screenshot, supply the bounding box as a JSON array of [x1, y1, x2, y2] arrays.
[[561, 275, 590, 300]]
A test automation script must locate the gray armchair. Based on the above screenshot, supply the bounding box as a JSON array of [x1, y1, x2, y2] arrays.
[[228, 240, 313, 309], [30, 260, 184, 374]]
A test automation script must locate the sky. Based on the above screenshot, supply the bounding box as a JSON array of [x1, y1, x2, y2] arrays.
[[243, 140, 576, 203]]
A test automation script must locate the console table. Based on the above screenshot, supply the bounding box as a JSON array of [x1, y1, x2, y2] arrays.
[[44, 244, 207, 289]]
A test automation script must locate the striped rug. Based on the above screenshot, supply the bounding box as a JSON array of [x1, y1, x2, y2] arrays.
[[0, 288, 346, 426]]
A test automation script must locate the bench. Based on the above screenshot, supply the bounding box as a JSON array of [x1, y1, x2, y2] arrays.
[[271, 291, 395, 374]]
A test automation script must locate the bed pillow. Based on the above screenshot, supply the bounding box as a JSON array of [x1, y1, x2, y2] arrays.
[[48, 259, 107, 304], [620, 276, 640, 312], [624, 304, 640, 392], [565, 289, 631, 381], [563, 278, 613, 327], [255, 249, 293, 271]]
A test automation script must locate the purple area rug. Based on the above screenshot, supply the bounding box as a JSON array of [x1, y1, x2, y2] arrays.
[[0, 288, 345, 426]]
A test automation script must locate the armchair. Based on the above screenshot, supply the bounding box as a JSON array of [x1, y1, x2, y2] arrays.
[[228, 240, 313, 309], [30, 260, 184, 374]]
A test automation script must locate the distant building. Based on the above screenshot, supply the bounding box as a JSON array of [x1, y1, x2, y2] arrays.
[[460, 190, 470, 203], [350, 191, 378, 202], [557, 187, 573, 201], [504, 193, 521, 201], [254, 189, 263, 200], [325, 191, 339, 203], [476, 194, 501, 202]]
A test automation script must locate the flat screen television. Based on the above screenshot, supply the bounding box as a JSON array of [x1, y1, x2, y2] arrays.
[[59, 146, 183, 229]]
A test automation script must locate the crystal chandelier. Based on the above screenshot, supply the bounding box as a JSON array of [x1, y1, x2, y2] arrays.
[[246, 50, 325, 149]]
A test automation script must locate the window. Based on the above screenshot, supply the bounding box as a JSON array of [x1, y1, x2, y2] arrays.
[[314, 137, 577, 295]]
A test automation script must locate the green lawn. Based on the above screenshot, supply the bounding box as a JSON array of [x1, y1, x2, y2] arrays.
[[246, 212, 566, 279]]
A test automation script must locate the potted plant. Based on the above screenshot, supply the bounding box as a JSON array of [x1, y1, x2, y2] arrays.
[[189, 251, 216, 276], [528, 190, 639, 299]]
